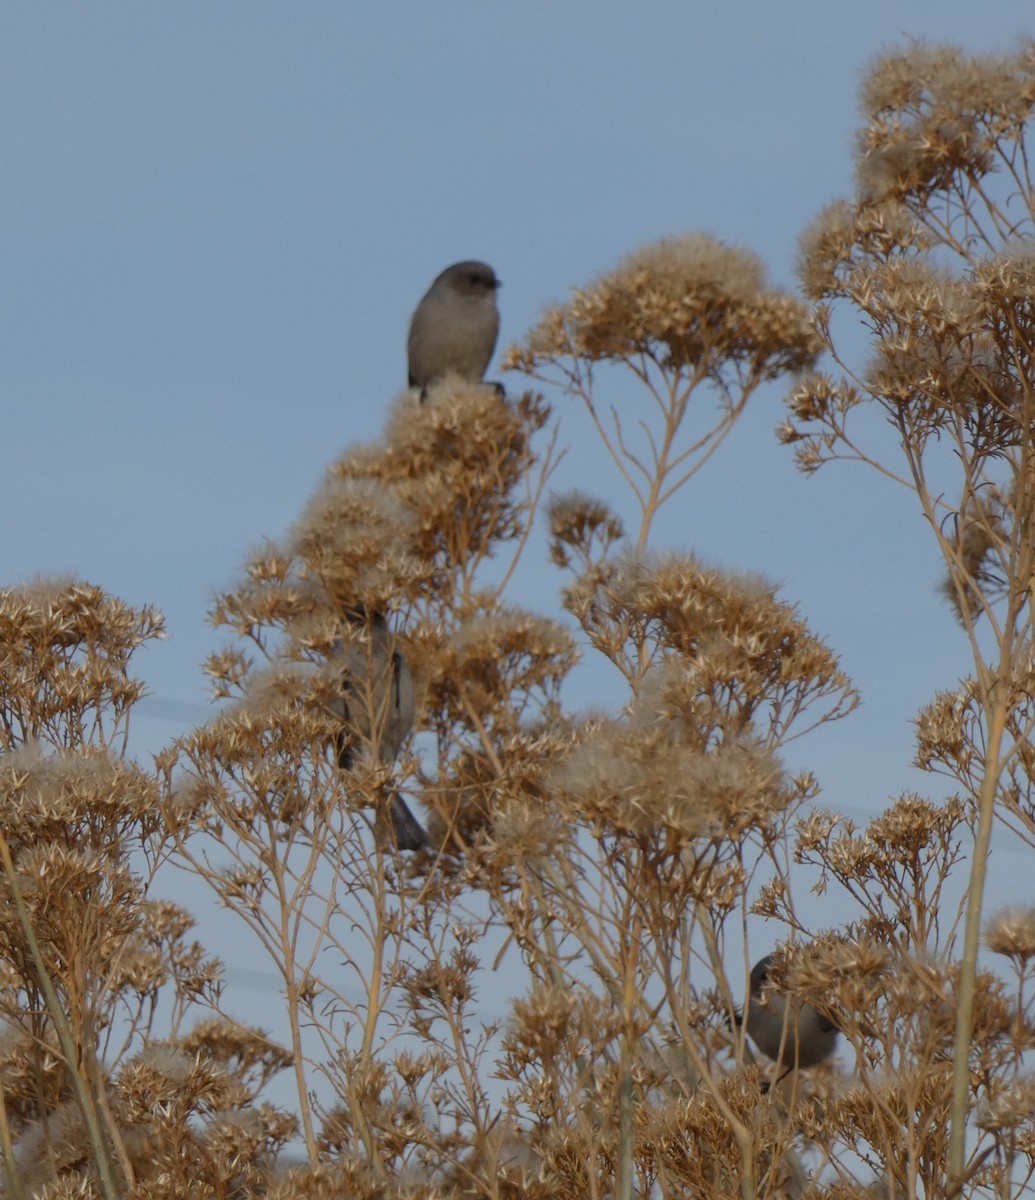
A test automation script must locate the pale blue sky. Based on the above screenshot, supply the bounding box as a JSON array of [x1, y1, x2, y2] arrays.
[[2, 1, 1032, 1054]]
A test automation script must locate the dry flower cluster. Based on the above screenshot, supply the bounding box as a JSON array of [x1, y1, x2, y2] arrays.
[[782, 36, 1035, 1196], [1, 36, 1035, 1200]]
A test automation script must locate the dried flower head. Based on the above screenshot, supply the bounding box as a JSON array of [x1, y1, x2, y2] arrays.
[[565, 548, 858, 743], [984, 907, 1035, 964], [856, 43, 1035, 204], [798, 199, 931, 299], [510, 232, 820, 379], [977, 1074, 1035, 1132], [291, 475, 423, 610], [0, 579, 163, 752], [547, 490, 625, 569]]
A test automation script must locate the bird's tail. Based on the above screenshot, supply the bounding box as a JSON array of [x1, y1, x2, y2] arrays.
[[389, 793, 429, 851]]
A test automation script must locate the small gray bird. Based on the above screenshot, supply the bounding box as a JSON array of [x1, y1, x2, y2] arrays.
[[331, 610, 428, 851], [741, 954, 839, 1071], [407, 260, 501, 399]]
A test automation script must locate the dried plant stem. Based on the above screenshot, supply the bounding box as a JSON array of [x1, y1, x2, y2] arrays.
[[670, 1007, 758, 1200], [277, 916, 318, 1163], [0, 830, 122, 1200], [493, 425, 564, 599], [616, 1052, 634, 1200], [86, 1052, 136, 1191], [0, 1075, 26, 1200], [948, 674, 1009, 1186]]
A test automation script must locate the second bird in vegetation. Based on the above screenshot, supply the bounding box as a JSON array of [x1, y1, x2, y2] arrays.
[[741, 954, 839, 1071], [407, 260, 501, 399], [330, 610, 428, 851]]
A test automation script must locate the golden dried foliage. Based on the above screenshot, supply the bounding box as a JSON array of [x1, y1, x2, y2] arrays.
[[505, 232, 822, 548], [0, 581, 288, 1200], [4, 37, 1035, 1200], [781, 34, 1035, 1198]]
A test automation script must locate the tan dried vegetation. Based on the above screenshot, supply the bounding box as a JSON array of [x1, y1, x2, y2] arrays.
[[2, 37, 1035, 1200]]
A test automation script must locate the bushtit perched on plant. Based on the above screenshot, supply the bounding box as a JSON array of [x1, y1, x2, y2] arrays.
[[330, 609, 428, 851], [741, 954, 839, 1071], [407, 261, 500, 399]]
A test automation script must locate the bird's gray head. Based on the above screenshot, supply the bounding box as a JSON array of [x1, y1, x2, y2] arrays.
[[434, 260, 500, 299], [750, 954, 776, 996]]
